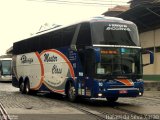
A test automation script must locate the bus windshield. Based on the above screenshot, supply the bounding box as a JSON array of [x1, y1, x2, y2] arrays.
[[1, 60, 12, 75], [95, 48, 142, 78], [91, 21, 139, 46]]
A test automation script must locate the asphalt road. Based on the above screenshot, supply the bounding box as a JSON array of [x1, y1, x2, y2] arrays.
[[0, 82, 160, 120]]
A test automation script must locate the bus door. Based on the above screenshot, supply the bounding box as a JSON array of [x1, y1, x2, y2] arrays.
[[77, 48, 95, 97]]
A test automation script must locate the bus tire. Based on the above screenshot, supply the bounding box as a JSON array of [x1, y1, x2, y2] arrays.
[[25, 80, 30, 94], [19, 81, 26, 94], [106, 97, 118, 102], [24, 79, 37, 95], [67, 82, 77, 102]]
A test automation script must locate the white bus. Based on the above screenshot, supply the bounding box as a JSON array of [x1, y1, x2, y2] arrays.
[[0, 58, 12, 82], [12, 16, 153, 102]]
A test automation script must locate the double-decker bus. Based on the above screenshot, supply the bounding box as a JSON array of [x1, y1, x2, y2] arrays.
[[12, 16, 154, 102], [0, 58, 12, 81]]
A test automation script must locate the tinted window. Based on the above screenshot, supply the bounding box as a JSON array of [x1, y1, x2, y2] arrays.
[[63, 26, 76, 47], [76, 23, 92, 46], [13, 25, 77, 55], [91, 22, 139, 46]]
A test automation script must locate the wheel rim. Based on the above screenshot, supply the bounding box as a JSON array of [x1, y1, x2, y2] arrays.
[[25, 81, 30, 94], [68, 84, 76, 100], [26, 84, 29, 93], [20, 82, 24, 92]]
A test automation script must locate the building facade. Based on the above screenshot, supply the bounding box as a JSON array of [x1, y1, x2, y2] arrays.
[[103, 2, 160, 80], [140, 29, 160, 80]]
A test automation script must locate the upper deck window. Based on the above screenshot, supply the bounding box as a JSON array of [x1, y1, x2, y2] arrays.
[[91, 21, 139, 46]]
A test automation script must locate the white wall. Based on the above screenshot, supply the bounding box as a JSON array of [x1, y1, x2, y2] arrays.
[[140, 31, 154, 48], [140, 28, 160, 75]]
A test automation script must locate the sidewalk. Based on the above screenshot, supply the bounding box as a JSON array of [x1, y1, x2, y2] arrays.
[[144, 80, 160, 91]]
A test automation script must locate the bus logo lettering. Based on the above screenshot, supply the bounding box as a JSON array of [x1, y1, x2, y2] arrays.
[[44, 53, 58, 62], [20, 55, 33, 64], [52, 65, 62, 74], [106, 24, 131, 31]]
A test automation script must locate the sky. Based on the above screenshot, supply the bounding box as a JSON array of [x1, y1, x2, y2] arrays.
[[0, 0, 130, 55]]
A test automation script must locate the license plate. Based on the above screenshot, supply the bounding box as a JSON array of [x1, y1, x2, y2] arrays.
[[119, 90, 128, 94]]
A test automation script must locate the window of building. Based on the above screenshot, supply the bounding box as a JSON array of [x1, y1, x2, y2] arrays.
[[155, 46, 160, 53], [142, 47, 154, 54]]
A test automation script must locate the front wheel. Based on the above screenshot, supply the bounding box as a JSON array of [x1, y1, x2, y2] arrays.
[[106, 97, 118, 102], [67, 82, 77, 102]]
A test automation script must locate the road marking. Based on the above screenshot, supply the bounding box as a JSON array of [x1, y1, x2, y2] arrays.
[[0, 103, 10, 120]]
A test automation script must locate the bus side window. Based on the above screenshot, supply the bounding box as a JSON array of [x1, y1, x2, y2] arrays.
[[78, 49, 94, 77], [52, 30, 63, 48], [78, 50, 85, 73], [76, 22, 92, 76], [84, 49, 95, 77], [76, 22, 92, 49], [63, 26, 76, 47]]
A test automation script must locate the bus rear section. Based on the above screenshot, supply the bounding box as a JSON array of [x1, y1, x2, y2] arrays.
[[0, 58, 12, 82]]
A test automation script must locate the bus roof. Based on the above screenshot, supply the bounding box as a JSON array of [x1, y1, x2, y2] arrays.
[[14, 16, 134, 43], [33, 16, 133, 36], [13, 16, 138, 55]]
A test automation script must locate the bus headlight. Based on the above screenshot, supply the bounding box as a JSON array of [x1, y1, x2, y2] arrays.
[[98, 93, 102, 97], [99, 82, 103, 87], [137, 79, 143, 82]]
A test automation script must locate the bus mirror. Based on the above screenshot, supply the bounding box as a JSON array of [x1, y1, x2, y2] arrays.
[[70, 45, 77, 51], [142, 50, 154, 67], [149, 51, 154, 64]]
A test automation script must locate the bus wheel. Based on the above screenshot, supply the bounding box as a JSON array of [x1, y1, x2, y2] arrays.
[[25, 80, 30, 94], [67, 82, 77, 102], [19, 81, 26, 94], [25, 80, 37, 95], [106, 97, 118, 102]]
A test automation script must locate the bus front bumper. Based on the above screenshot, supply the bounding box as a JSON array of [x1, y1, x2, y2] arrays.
[[94, 88, 142, 98]]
